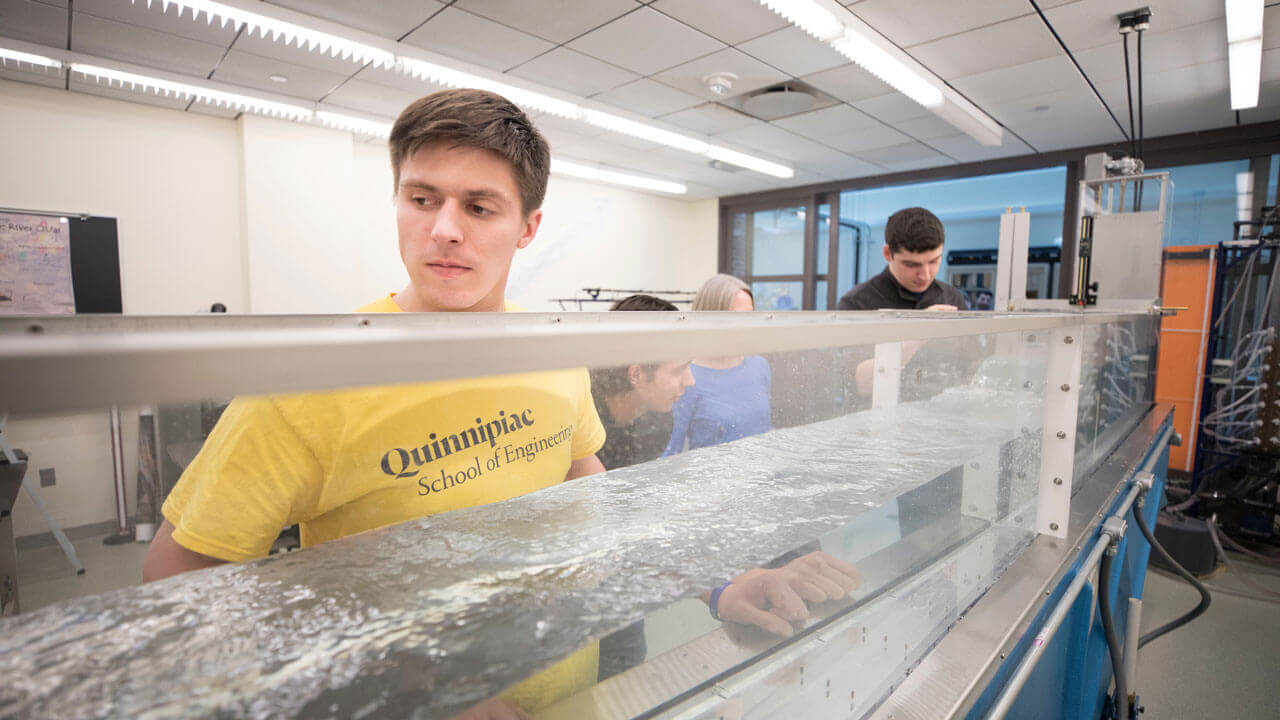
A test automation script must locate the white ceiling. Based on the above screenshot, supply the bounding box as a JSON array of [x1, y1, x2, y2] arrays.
[[0, 0, 1277, 200]]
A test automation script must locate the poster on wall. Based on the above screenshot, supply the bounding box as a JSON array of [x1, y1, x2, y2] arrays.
[[0, 212, 75, 315]]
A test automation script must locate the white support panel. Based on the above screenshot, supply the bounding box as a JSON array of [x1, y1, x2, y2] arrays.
[[872, 342, 902, 410], [994, 209, 1031, 311], [1035, 325, 1084, 538]]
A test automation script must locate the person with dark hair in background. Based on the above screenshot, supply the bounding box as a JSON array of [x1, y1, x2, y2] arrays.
[[590, 294, 693, 681], [838, 207, 970, 402], [837, 207, 968, 312]]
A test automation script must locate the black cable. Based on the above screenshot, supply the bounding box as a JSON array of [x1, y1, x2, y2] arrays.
[[1122, 32, 1138, 160], [1209, 517, 1280, 599], [1098, 550, 1129, 720], [1137, 29, 1146, 161], [1136, 28, 1146, 211], [1029, 0, 1132, 142], [1133, 503, 1211, 648]]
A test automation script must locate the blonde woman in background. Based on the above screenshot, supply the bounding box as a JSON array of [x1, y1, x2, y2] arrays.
[[663, 274, 772, 455]]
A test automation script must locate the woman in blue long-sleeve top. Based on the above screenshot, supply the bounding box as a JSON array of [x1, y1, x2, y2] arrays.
[[663, 275, 772, 456]]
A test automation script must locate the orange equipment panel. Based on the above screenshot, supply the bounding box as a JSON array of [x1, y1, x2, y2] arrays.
[[1155, 245, 1217, 472]]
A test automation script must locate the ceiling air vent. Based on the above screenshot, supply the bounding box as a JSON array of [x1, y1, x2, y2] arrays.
[[723, 80, 838, 121]]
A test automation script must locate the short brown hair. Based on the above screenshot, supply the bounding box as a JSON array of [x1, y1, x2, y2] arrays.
[[389, 89, 551, 215], [885, 207, 945, 255], [590, 295, 679, 398]]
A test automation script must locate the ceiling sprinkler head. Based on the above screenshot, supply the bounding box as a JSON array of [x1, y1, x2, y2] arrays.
[[703, 72, 737, 97]]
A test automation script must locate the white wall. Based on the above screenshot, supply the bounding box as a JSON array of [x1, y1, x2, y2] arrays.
[[509, 177, 718, 310], [0, 79, 719, 537]]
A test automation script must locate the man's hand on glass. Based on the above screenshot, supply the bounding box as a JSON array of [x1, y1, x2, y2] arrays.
[[781, 551, 861, 603]]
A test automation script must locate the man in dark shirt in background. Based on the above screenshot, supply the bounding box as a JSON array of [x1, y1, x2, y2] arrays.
[[837, 207, 968, 311]]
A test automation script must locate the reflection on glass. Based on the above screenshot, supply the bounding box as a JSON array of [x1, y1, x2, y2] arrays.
[[751, 281, 802, 311], [1146, 159, 1251, 246], [816, 280, 828, 311], [751, 207, 805, 276]]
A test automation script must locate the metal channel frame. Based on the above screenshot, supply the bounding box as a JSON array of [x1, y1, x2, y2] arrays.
[[866, 404, 1173, 720], [0, 310, 1144, 417]]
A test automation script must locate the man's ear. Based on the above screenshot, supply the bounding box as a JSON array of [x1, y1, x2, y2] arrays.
[[628, 365, 643, 387], [517, 208, 542, 250], [882, 244, 892, 263]]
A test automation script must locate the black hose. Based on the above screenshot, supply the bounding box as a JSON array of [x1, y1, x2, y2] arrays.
[[1136, 28, 1146, 210], [1121, 32, 1138, 160], [1098, 550, 1129, 720], [1133, 502, 1211, 648]]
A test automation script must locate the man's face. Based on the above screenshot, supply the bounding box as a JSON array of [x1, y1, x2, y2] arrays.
[[883, 245, 943, 294], [634, 361, 695, 414], [395, 142, 541, 312]]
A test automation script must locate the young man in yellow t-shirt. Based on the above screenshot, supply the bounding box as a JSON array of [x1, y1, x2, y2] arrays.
[[142, 89, 606, 720]]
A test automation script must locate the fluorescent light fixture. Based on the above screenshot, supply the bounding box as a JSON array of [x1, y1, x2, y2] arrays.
[[704, 146, 795, 178], [1226, 0, 1264, 110], [551, 159, 688, 195], [759, 0, 844, 41], [71, 63, 313, 120], [758, 0, 1005, 145], [1228, 38, 1263, 110], [128, 0, 792, 178], [0, 47, 63, 70], [830, 28, 942, 107], [1226, 0, 1265, 42], [131, 0, 395, 68], [316, 111, 393, 138]]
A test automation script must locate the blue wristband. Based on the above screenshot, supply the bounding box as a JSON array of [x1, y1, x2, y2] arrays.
[[709, 581, 733, 621]]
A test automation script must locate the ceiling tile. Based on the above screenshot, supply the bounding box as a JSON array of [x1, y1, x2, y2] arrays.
[[950, 55, 1080, 107], [0, 0, 68, 46], [402, 7, 554, 73], [321, 78, 423, 118], [653, 47, 789, 101], [70, 12, 226, 77], [853, 141, 948, 169], [772, 103, 880, 140], [454, 0, 639, 44], [591, 78, 703, 117], [1073, 19, 1229, 86], [569, 7, 723, 76], [556, 136, 647, 166], [927, 133, 1034, 163], [1043, 0, 1226, 54], [848, 0, 1030, 48], [802, 63, 892, 104], [75, 0, 237, 45], [659, 102, 762, 135], [212, 50, 347, 101], [737, 26, 847, 77], [265, 0, 445, 39], [822, 123, 911, 154], [908, 14, 1058, 80], [229, 25, 371, 76], [853, 92, 932, 123], [988, 87, 1127, 151], [651, 0, 788, 45], [713, 123, 836, 165], [1136, 93, 1239, 138], [895, 114, 961, 141], [803, 152, 885, 180], [1269, 6, 1280, 50], [0, 64, 65, 90], [507, 47, 639, 97]]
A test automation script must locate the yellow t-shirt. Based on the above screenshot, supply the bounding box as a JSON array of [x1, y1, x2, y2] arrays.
[[162, 293, 606, 711]]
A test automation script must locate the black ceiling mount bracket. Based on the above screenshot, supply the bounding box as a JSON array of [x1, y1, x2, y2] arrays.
[[1118, 7, 1153, 33]]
